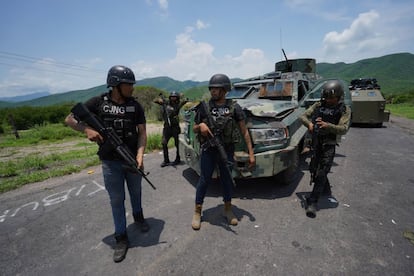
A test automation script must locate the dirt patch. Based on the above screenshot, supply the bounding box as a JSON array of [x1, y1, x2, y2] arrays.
[[146, 123, 163, 135], [389, 115, 414, 136]]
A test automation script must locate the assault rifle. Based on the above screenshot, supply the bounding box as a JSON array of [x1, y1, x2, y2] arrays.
[[71, 103, 156, 190], [200, 101, 235, 186], [159, 93, 171, 127], [308, 108, 326, 186], [309, 129, 321, 186]]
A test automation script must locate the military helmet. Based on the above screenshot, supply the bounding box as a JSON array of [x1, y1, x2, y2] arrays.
[[321, 80, 344, 100], [208, 74, 231, 92], [169, 91, 179, 98], [106, 65, 136, 87]]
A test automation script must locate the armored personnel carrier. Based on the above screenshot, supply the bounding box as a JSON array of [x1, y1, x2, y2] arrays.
[[179, 58, 350, 184], [349, 78, 390, 127]]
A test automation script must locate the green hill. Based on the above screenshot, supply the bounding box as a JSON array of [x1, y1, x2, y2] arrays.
[[317, 52, 414, 94], [1, 52, 413, 108]]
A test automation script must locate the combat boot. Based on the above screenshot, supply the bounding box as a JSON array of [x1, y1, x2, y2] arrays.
[[161, 145, 170, 167], [133, 211, 150, 233], [172, 151, 181, 165], [191, 204, 202, 230], [172, 157, 181, 165], [113, 234, 129, 263], [305, 199, 317, 218], [160, 160, 170, 167], [224, 201, 238, 225]]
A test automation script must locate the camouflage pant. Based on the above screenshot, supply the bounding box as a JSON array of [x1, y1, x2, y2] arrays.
[[308, 144, 336, 203]]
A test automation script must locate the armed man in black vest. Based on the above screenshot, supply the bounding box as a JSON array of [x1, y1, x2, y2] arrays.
[[153, 91, 188, 167], [300, 80, 351, 218], [65, 65, 150, 263], [191, 73, 255, 230]]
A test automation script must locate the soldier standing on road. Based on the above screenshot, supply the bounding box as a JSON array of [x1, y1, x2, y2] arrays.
[[300, 80, 351, 218], [153, 91, 188, 167], [191, 73, 255, 230], [65, 65, 150, 263]]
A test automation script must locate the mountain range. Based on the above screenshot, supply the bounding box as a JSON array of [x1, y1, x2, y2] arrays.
[[1, 52, 413, 108], [0, 91, 50, 102]]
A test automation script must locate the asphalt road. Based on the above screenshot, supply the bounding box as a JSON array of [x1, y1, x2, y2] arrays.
[[1, 118, 414, 276]]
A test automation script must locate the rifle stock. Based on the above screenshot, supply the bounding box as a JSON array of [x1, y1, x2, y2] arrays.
[[71, 103, 156, 190], [159, 93, 171, 127]]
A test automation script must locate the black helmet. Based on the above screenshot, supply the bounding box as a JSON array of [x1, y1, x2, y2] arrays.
[[321, 80, 344, 100], [208, 74, 231, 91], [106, 65, 136, 87], [169, 91, 179, 98]]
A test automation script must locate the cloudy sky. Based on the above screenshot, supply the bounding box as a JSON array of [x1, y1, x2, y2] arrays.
[[1, 0, 413, 97]]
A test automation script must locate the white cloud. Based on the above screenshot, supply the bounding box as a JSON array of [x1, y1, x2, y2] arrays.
[[132, 21, 273, 81], [0, 58, 104, 96], [321, 10, 396, 62], [196, 20, 209, 30], [158, 0, 168, 11]]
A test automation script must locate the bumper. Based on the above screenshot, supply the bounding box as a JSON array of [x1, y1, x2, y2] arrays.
[[233, 146, 297, 178]]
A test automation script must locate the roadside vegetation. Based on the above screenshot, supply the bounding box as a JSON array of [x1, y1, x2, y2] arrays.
[[0, 85, 412, 193], [0, 86, 187, 193], [385, 91, 414, 119], [0, 123, 172, 193]]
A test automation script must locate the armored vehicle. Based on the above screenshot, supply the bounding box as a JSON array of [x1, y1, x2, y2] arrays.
[[179, 58, 350, 184], [349, 78, 390, 127]]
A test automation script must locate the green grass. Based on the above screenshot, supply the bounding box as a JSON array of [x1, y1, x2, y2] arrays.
[[0, 146, 100, 193], [0, 123, 84, 147], [387, 103, 414, 120], [0, 123, 174, 193]]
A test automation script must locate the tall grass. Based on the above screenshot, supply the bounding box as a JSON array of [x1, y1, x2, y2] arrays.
[[0, 123, 173, 193], [0, 123, 83, 147], [387, 103, 414, 120]]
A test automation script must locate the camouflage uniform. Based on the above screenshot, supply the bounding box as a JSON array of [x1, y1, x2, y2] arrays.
[[300, 101, 351, 207], [154, 96, 187, 166]]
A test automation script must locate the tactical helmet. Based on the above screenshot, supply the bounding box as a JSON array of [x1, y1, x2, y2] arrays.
[[321, 80, 344, 100], [106, 65, 136, 87], [208, 74, 231, 92], [169, 91, 179, 98]]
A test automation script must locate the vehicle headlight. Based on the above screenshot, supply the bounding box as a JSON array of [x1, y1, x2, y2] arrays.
[[250, 128, 288, 147]]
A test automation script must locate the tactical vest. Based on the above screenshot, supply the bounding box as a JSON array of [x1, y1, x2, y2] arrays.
[[312, 102, 345, 140], [166, 101, 180, 127], [97, 94, 139, 157], [201, 99, 241, 145]]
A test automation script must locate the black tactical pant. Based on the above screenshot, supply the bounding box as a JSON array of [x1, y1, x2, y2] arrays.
[[308, 144, 335, 204], [162, 125, 180, 162]]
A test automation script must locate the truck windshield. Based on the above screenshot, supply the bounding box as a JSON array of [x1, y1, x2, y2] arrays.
[[227, 86, 255, 99], [258, 80, 293, 99]]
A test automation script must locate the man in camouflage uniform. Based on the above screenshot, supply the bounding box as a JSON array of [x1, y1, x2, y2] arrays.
[[300, 80, 351, 218], [154, 91, 188, 167]]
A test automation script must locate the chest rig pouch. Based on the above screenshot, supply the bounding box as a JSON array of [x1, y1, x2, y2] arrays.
[[201, 99, 240, 145], [312, 103, 344, 139], [98, 96, 138, 155]]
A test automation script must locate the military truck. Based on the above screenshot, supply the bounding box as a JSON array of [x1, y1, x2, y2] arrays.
[[349, 78, 390, 127], [179, 58, 349, 184]]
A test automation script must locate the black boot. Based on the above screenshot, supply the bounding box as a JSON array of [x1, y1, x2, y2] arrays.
[[172, 156, 181, 165], [306, 203, 317, 218], [305, 197, 317, 218], [161, 144, 170, 167], [113, 234, 129, 263], [134, 211, 150, 233], [160, 160, 170, 167]]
